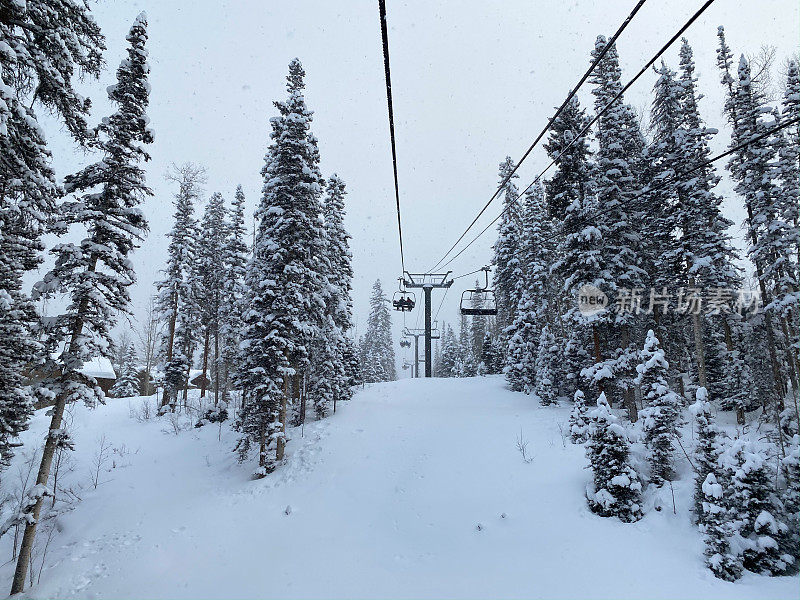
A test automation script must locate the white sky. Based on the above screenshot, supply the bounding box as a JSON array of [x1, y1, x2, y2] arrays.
[[34, 0, 799, 371]]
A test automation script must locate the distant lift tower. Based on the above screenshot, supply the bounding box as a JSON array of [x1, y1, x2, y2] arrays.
[[402, 272, 453, 377], [403, 326, 440, 378]]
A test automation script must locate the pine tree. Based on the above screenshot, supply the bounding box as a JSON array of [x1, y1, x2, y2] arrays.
[[569, 389, 589, 443], [13, 14, 150, 592], [492, 157, 524, 334], [111, 343, 141, 398], [156, 164, 204, 410], [701, 471, 743, 581], [535, 325, 558, 406], [586, 392, 643, 522], [359, 280, 396, 383], [719, 438, 794, 575], [438, 324, 458, 378], [636, 330, 682, 486], [220, 185, 249, 405], [479, 331, 499, 375], [237, 58, 328, 474], [689, 387, 724, 523], [197, 192, 228, 403], [469, 283, 487, 359], [0, 0, 104, 488], [454, 314, 477, 377], [562, 326, 592, 397], [504, 289, 537, 393]]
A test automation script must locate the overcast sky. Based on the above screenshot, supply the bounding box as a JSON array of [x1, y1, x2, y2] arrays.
[[35, 0, 799, 372]]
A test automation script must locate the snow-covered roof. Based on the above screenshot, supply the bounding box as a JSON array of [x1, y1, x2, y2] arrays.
[[79, 357, 116, 380]]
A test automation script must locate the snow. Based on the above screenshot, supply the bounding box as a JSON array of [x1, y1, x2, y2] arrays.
[[0, 376, 796, 599], [78, 356, 116, 380]]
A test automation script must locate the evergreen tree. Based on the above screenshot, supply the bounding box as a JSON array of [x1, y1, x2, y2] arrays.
[[562, 326, 591, 396], [359, 280, 396, 383], [479, 331, 499, 375], [197, 192, 228, 402], [535, 325, 558, 406], [237, 58, 328, 474], [636, 330, 682, 486], [454, 314, 477, 377], [220, 185, 249, 405], [504, 289, 537, 393], [719, 438, 794, 575], [13, 14, 150, 592], [438, 324, 458, 378], [701, 471, 743, 581], [111, 343, 141, 398], [586, 392, 643, 522], [156, 164, 204, 410], [569, 389, 589, 443], [0, 0, 104, 486], [492, 157, 524, 333], [689, 387, 724, 523], [469, 284, 487, 359]]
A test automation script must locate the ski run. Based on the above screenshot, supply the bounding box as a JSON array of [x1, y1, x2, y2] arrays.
[[0, 377, 794, 599]]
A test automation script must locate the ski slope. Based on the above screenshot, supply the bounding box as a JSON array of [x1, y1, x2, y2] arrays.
[[0, 376, 796, 599]]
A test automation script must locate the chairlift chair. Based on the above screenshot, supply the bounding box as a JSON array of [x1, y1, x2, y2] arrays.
[[392, 278, 416, 312], [400, 338, 411, 348], [459, 266, 498, 316]]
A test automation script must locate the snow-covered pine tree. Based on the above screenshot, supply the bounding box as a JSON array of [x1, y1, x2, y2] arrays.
[[454, 314, 477, 377], [547, 93, 604, 371], [589, 34, 648, 421], [0, 0, 104, 484], [236, 58, 328, 473], [535, 325, 558, 406], [359, 280, 396, 383], [219, 185, 249, 406], [717, 27, 788, 405], [111, 343, 141, 398], [492, 157, 524, 335], [479, 331, 499, 375], [689, 387, 724, 523], [585, 392, 643, 522], [635, 330, 682, 486], [197, 192, 228, 403], [321, 174, 355, 405], [562, 327, 592, 397], [701, 471, 743, 581], [156, 164, 204, 410], [719, 438, 794, 575], [438, 324, 458, 378], [569, 390, 589, 443], [13, 14, 151, 593], [504, 288, 537, 393]]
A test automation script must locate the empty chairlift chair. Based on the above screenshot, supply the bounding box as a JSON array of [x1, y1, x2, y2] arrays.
[[459, 267, 498, 316]]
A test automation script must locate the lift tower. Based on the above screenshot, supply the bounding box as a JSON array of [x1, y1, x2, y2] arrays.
[[403, 326, 440, 378], [402, 272, 452, 377]]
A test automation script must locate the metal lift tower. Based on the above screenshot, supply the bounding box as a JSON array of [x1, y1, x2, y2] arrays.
[[402, 272, 452, 377], [403, 326, 440, 378]]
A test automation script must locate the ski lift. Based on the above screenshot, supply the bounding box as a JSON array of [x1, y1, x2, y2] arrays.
[[392, 278, 416, 312], [460, 266, 498, 316], [400, 338, 411, 348]]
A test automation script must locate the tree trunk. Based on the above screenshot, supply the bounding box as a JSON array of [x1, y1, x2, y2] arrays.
[[199, 328, 210, 398], [159, 292, 178, 410], [621, 326, 637, 423], [213, 327, 220, 406], [592, 324, 604, 396], [11, 258, 98, 594], [721, 317, 745, 425], [276, 375, 289, 462]]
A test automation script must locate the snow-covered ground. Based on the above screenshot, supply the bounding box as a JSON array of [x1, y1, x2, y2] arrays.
[[0, 376, 796, 599]]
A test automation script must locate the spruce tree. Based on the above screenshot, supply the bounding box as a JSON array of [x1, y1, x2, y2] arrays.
[[636, 330, 682, 486], [111, 343, 141, 398], [689, 387, 724, 523], [569, 390, 589, 443], [220, 185, 249, 405], [535, 325, 558, 406], [13, 14, 151, 592], [359, 280, 396, 383], [504, 289, 537, 393], [156, 164, 204, 410], [237, 58, 328, 474], [0, 0, 104, 485], [197, 192, 228, 403], [586, 392, 643, 522], [492, 157, 524, 333], [701, 471, 743, 581]]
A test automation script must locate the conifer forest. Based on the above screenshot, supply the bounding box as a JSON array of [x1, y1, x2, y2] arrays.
[[0, 1, 798, 598]]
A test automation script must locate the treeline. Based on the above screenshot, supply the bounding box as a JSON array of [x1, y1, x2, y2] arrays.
[[477, 31, 798, 580]]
